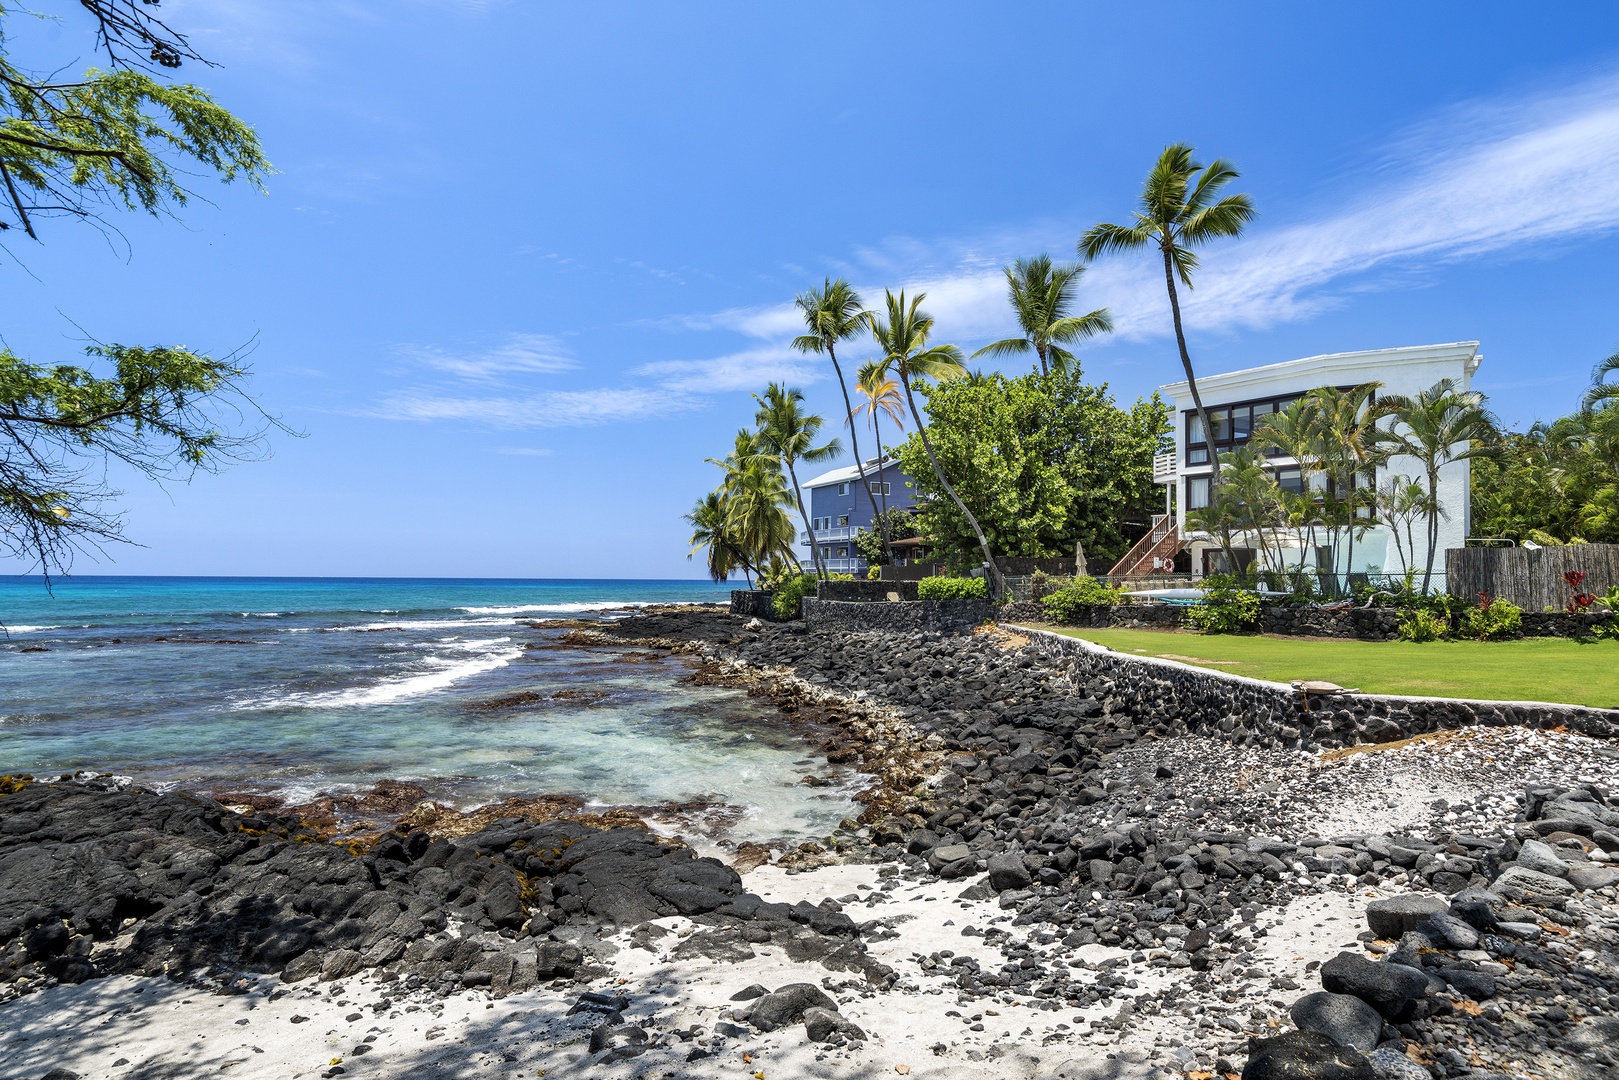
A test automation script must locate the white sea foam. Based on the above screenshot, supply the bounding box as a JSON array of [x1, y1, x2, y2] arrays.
[[455, 601, 655, 615], [239, 612, 289, 618], [5, 625, 58, 634], [333, 617, 515, 632], [241, 644, 522, 710]]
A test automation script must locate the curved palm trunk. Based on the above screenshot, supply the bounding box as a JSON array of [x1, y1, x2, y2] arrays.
[[900, 374, 1006, 600], [828, 342, 894, 565], [786, 460, 825, 580], [1161, 246, 1221, 501], [1036, 342, 1049, 378]]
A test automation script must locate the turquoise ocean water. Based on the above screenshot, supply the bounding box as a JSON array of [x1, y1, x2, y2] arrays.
[[0, 577, 856, 842]]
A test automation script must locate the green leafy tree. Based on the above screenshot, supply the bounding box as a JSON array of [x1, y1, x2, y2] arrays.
[[853, 507, 918, 566], [1, 2, 272, 578], [895, 367, 1169, 571], [1079, 144, 1255, 484], [1373, 379, 1496, 592], [868, 289, 1006, 598], [753, 382, 841, 579], [970, 255, 1112, 376]]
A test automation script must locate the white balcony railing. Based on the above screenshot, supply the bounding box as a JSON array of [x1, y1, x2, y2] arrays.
[[1152, 452, 1178, 483], [802, 525, 859, 544], [800, 558, 866, 573]]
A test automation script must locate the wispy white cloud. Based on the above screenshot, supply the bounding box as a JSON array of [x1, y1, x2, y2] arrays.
[[396, 333, 575, 380], [633, 345, 827, 393], [376, 387, 694, 428], [670, 66, 1619, 356]]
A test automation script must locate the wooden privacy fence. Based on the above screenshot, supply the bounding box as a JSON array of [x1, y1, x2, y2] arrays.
[[1446, 544, 1619, 610]]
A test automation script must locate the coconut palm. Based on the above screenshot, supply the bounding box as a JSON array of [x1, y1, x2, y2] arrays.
[[706, 428, 800, 573], [1373, 379, 1496, 592], [849, 358, 906, 519], [1582, 350, 1619, 411], [1079, 144, 1255, 483], [754, 383, 842, 579], [867, 289, 1005, 599], [684, 490, 753, 585], [970, 255, 1113, 376], [792, 279, 885, 541]]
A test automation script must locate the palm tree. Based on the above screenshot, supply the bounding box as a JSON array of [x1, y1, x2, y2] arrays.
[[792, 279, 887, 547], [1373, 379, 1495, 592], [867, 289, 1005, 599], [685, 490, 753, 585], [850, 358, 906, 520], [1079, 144, 1255, 484], [1373, 476, 1431, 581], [1306, 384, 1383, 581], [1582, 349, 1619, 411], [970, 255, 1113, 376], [754, 383, 842, 580], [706, 428, 800, 574]]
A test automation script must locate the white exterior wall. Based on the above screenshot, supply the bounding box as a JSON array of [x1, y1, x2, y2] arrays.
[[1160, 342, 1484, 583]]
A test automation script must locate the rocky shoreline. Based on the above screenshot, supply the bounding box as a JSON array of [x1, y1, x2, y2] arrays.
[[2, 608, 1617, 1079]]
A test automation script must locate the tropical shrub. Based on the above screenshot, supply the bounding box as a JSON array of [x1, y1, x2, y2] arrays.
[[1457, 594, 1522, 641], [916, 576, 989, 601], [1183, 575, 1261, 634], [1042, 578, 1124, 623], [1397, 608, 1449, 642], [771, 573, 818, 620], [866, 564, 881, 580]]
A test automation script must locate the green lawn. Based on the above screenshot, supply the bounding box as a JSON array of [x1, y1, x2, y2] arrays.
[[1036, 625, 1619, 708]]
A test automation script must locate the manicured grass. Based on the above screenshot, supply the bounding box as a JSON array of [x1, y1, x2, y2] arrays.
[[1033, 625, 1619, 709]]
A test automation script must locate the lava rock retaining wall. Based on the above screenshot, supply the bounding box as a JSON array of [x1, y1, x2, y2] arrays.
[[802, 597, 995, 634], [1006, 624, 1619, 747], [819, 580, 920, 603], [729, 590, 779, 620]]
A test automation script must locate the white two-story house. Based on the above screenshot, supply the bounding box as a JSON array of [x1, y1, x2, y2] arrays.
[[1130, 342, 1484, 583]]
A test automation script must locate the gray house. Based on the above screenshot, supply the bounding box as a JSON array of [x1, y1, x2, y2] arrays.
[[798, 456, 916, 573]]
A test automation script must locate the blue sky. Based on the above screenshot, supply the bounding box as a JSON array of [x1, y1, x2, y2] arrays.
[[4, 1, 1619, 578]]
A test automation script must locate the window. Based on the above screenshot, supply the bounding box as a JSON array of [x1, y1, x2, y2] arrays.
[[1185, 388, 1356, 465], [837, 546, 848, 558], [838, 482, 850, 495], [1274, 467, 1303, 495], [837, 515, 849, 527], [871, 482, 891, 496], [1186, 475, 1210, 510]]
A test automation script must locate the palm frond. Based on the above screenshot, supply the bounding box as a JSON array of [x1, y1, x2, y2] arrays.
[[1047, 309, 1113, 342], [969, 338, 1032, 360], [1079, 221, 1152, 261]]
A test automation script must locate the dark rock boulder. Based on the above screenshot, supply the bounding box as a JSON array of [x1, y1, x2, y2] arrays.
[[1289, 991, 1383, 1051], [744, 982, 838, 1031], [1242, 1031, 1376, 1080], [986, 851, 1033, 892], [1319, 952, 1429, 1019], [1364, 894, 1447, 939]]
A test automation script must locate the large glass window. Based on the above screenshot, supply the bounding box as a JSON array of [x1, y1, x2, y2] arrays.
[[1274, 467, 1303, 495], [1185, 388, 1358, 465], [1186, 475, 1210, 510]]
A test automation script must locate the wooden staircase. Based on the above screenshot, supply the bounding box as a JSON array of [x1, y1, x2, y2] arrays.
[[1107, 515, 1183, 577]]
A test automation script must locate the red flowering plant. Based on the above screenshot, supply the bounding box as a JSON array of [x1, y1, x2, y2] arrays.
[[1564, 571, 1598, 613]]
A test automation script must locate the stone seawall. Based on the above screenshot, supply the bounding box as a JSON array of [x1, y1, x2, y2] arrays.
[[1006, 623, 1619, 746], [729, 590, 778, 620], [801, 597, 994, 634]]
